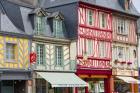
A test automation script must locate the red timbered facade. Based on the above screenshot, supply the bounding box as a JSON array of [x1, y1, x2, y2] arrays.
[[76, 3, 113, 93]]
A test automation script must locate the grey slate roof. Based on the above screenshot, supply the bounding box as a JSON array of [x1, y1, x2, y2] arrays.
[[47, 11, 64, 19], [42, 0, 140, 16], [0, 0, 69, 39], [0, 0, 33, 37]]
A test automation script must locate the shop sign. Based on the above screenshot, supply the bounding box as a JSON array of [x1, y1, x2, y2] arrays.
[[113, 69, 132, 76], [30, 52, 37, 64]]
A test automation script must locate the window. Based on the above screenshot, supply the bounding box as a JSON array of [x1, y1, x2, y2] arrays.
[[87, 40, 93, 56], [118, 47, 124, 59], [133, 50, 136, 58], [35, 16, 45, 35], [99, 42, 106, 58], [37, 44, 45, 65], [6, 43, 16, 60], [101, 13, 105, 28], [53, 19, 63, 37], [126, 47, 130, 61], [100, 13, 106, 28], [113, 46, 117, 60], [55, 46, 63, 66], [117, 18, 127, 35], [87, 9, 94, 26]]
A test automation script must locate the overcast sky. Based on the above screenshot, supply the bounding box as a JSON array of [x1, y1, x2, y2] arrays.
[[133, 0, 140, 12]]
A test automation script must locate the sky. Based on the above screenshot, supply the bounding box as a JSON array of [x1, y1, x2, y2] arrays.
[[132, 0, 140, 12]]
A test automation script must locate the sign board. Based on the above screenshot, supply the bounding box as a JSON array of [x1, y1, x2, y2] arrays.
[[30, 52, 37, 64], [113, 69, 138, 76]]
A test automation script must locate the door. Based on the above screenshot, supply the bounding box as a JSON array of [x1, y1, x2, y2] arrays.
[[14, 80, 25, 93], [1, 81, 14, 93]]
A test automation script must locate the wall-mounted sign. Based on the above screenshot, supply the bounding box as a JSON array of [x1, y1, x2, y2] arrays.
[[113, 69, 138, 76], [30, 52, 37, 64]]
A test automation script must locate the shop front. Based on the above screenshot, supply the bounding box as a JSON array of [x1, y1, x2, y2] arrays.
[[32, 72, 88, 93], [112, 69, 140, 93], [0, 70, 31, 93], [76, 69, 112, 93]]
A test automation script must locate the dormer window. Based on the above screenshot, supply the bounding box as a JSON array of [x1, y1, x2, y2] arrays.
[[47, 12, 65, 38], [32, 8, 47, 35], [53, 18, 63, 37], [118, 0, 132, 11], [125, 0, 131, 10], [35, 16, 45, 35]]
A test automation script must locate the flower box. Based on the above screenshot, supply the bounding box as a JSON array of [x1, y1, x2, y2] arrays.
[[121, 61, 126, 64], [127, 62, 132, 65], [114, 59, 120, 64]]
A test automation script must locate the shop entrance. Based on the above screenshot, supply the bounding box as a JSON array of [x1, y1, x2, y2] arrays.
[[1, 80, 25, 93], [78, 79, 105, 93]]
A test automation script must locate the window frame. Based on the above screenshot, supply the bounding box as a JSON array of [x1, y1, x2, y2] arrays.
[[117, 46, 124, 59], [35, 16, 45, 35], [99, 41, 106, 58], [55, 46, 63, 67], [87, 9, 94, 26], [5, 43, 17, 62], [87, 39, 93, 56], [100, 12, 107, 28], [117, 18, 128, 35], [36, 44, 45, 65], [53, 18, 63, 37]]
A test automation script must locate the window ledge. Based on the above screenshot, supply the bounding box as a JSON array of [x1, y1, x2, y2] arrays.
[[5, 59, 16, 63], [117, 33, 128, 36]]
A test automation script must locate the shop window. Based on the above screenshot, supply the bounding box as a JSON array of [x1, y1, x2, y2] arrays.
[[114, 81, 130, 93], [36, 79, 46, 93], [78, 87, 85, 93], [36, 44, 45, 65], [6, 43, 17, 61]]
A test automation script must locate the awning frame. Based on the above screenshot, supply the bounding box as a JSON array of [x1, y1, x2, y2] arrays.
[[37, 72, 88, 87], [116, 76, 140, 84]]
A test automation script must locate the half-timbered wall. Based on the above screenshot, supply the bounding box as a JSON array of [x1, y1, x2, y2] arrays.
[[112, 43, 137, 70], [32, 42, 75, 71], [112, 16, 137, 44], [77, 4, 112, 69], [0, 36, 30, 69]]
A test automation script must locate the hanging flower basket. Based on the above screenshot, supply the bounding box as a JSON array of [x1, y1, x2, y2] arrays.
[[121, 61, 126, 64], [114, 59, 120, 64], [127, 62, 132, 65]]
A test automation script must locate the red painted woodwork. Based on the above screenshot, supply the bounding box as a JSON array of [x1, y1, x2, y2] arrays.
[[77, 58, 111, 69], [104, 78, 111, 93], [77, 4, 112, 69], [76, 69, 112, 75]]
